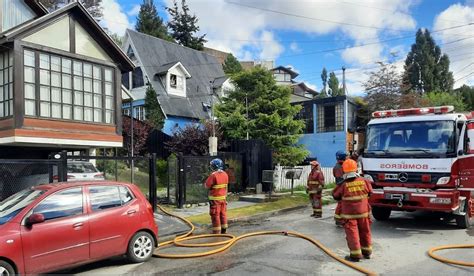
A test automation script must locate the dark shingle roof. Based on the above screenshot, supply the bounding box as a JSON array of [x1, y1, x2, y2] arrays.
[[127, 29, 227, 119]]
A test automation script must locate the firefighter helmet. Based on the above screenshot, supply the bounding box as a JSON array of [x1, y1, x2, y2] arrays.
[[210, 158, 224, 171], [342, 159, 358, 173], [336, 150, 347, 161], [310, 160, 319, 167]]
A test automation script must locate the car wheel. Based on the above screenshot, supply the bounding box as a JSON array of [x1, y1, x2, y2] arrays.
[[372, 206, 391, 221], [127, 231, 154, 263], [0, 260, 15, 276]]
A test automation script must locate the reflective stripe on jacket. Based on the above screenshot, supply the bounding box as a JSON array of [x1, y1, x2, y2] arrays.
[[307, 168, 324, 190], [332, 177, 372, 219], [205, 170, 228, 201]]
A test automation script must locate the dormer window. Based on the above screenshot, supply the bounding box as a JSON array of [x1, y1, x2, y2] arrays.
[[170, 74, 184, 90], [163, 62, 190, 97]]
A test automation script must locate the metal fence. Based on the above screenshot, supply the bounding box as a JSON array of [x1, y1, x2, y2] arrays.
[[273, 165, 335, 192], [172, 153, 243, 208], [0, 159, 63, 201]]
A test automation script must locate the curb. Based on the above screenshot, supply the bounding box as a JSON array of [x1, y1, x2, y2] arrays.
[[227, 204, 308, 224]]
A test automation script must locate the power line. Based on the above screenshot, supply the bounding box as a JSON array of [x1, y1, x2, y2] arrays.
[[225, 0, 415, 32]]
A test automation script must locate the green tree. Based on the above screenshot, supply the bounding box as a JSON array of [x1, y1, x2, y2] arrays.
[[457, 85, 474, 111], [40, 0, 103, 20], [319, 68, 328, 98], [328, 72, 341, 96], [422, 91, 466, 111], [144, 82, 165, 130], [223, 54, 243, 75], [108, 32, 123, 46], [167, 0, 207, 50], [362, 62, 402, 113], [402, 29, 454, 94], [135, 0, 172, 41], [216, 67, 308, 166]]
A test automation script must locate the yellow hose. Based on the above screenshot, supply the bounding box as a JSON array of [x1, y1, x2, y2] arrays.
[[428, 244, 474, 267], [154, 206, 378, 276]]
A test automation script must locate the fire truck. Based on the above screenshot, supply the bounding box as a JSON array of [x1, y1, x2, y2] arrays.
[[361, 106, 474, 228]]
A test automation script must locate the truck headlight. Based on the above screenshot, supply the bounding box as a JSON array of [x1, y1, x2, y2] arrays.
[[364, 174, 374, 182], [436, 177, 450, 185], [429, 198, 451, 204]]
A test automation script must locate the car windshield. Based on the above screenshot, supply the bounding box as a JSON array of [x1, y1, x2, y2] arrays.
[[365, 120, 455, 157], [68, 162, 98, 173], [0, 188, 46, 225]]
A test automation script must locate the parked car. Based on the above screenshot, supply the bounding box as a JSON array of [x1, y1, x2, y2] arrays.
[[66, 161, 105, 181], [0, 181, 158, 275]]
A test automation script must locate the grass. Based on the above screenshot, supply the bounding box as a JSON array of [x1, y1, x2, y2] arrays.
[[278, 182, 336, 193], [186, 193, 335, 225]]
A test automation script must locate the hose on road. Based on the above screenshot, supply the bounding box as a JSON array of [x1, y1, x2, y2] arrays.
[[153, 205, 377, 276], [428, 244, 474, 267]]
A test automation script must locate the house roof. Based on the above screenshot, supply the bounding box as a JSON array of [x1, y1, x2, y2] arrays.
[[293, 82, 318, 95], [0, 2, 134, 73], [155, 61, 191, 78], [271, 66, 299, 79], [25, 0, 48, 16], [126, 29, 227, 119]]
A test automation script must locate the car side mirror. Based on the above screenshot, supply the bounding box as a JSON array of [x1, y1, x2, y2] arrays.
[[458, 149, 464, 156], [26, 213, 45, 226]]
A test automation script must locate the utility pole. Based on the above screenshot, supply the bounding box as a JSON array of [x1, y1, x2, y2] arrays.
[[130, 101, 135, 184], [342, 66, 347, 95], [209, 81, 218, 156], [246, 92, 249, 140]]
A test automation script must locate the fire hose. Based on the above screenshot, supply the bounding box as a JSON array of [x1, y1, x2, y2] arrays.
[[153, 205, 378, 276], [428, 244, 474, 267]]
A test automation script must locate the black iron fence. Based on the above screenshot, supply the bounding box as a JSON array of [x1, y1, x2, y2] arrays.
[[173, 153, 243, 208], [0, 159, 64, 201]]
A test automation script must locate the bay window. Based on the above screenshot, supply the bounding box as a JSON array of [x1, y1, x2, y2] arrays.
[[0, 51, 13, 118], [24, 49, 115, 124]]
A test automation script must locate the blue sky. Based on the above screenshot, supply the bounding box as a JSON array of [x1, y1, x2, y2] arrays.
[[102, 0, 474, 95]]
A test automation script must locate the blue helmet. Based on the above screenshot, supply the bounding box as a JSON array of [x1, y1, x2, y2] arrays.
[[210, 158, 224, 171], [336, 150, 347, 161]]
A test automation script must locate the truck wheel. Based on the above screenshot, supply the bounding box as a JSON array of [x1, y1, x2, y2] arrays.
[[0, 260, 15, 275], [455, 201, 472, 229], [372, 206, 391, 221]]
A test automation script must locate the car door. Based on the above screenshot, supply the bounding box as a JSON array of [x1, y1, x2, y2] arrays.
[[21, 187, 90, 274], [87, 185, 141, 260]]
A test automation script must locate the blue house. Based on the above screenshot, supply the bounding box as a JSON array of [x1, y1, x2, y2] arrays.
[[120, 29, 232, 135], [294, 96, 360, 167]]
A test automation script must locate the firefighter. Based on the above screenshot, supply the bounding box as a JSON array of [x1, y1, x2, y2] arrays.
[[333, 151, 347, 226], [204, 158, 229, 234], [307, 160, 325, 218], [332, 159, 373, 262]]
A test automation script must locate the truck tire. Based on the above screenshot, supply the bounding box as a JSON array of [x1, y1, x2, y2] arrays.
[[372, 206, 391, 221], [455, 201, 472, 229]]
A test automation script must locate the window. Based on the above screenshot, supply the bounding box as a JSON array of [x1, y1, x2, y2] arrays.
[[119, 186, 134, 205], [133, 106, 146, 121], [22, 16, 70, 52], [296, 103, 314, 134], [32, 188, 83, 221], [89, 186, 122, 211], [0, 51, 13, 118], [317, 102, 344, 133], [170, 74, 177, 88], [132, 67, 144, 88], [121, 72, 130, 90], [123, 107, 131, 116], [23, 49, 115, 124]]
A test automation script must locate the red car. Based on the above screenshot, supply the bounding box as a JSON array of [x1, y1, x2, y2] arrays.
[[0, 181, 158, 275]]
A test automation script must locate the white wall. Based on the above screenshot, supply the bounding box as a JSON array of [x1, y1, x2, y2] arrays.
[[273, 165, 335, 191]]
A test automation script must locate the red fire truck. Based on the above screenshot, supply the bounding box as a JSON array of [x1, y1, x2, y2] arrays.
[[361, 106, 474, 228]]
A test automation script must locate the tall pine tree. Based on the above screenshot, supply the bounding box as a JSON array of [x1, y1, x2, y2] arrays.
[[403, 29, 454, 94], [135, 0, 172, 41], [167, 0, 207, 50], [40, 0, 103, 20], [144, 82, 165, 130], [328, 72, 341, 96], [216, 68, 308, 166], [318, 68, 328, 98]]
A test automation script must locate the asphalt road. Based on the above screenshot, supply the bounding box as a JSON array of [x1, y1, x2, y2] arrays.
[[68, 203, 474, 275]]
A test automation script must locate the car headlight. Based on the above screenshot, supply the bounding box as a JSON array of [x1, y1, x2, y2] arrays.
[[436, 177, 450, 185], [364, 174, 374, 182], [429, 198, 451, 204]]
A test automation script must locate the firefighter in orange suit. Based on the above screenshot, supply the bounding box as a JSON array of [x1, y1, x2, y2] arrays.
[[333, 151, 347, 226], [332, 159, 373, 261], [204, 158, 229, 234], [307, 160, 325, 218]]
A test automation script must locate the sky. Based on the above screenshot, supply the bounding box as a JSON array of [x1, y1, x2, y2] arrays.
[[101, 0, 474, 96]]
